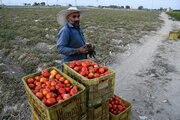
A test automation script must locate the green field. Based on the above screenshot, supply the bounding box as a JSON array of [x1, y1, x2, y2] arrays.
[[167, 11, 180, 21], [0, 8, 162, 119]]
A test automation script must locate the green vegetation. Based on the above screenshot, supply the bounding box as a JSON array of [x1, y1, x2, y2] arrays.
[[167, 11, 180, 21]]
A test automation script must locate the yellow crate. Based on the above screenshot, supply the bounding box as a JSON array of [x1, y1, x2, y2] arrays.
[[29, 102, 87, 120], [22, 67, 86, 120], [87, 100, 109, 120], [169, 31, 179, 40], [109, 95, 131, 120], [29, 103, 40, 120], [63, 59, 115, 107]]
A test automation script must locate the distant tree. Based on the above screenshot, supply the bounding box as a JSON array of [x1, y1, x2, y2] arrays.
[[27, 3, 31, 6], [120, 6, 124, 8], [138, 6, 143, 10], [41, 2, 45, 6], [24, 3, 27, 6], [109, 5, 118, 8], [33, 2, 39, 6], [68, 4, 72, 7], [126, 5, 130, 9], [160, 7, 163, 11]]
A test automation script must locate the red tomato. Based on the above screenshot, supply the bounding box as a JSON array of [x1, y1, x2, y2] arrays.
[[56, 96, 62, 102], [55, 74, 61, 79], [64, 80, 70, 84], [88, 66, 94, 70], [33, 89, 39, 94], [93, 67, 98, 73], [58, 88, 66, 94], [35, 82, 41, 86], [109, 98, 113, 102], [40, 77, 46, 83], [113, 105, 117, 109], [36, 92, 43, 100], [59, 77, 65, 83], [118, 105, 123, 111], [74, 66, 79, 72], [94, 73, 100, 78], [66, 83, 71, 87], [88, 73, 94, 79], [109, 104, 112, 108], [51, 81, 57, 86], [55, 84, 63, 90], [72, 60, 76, 64], [42, 98, 47, 105], [34, 76, 40, 81], [61, 94, 70, 100], [99, 68, 105, 74], [28, 83, 35, 89], [27, 78, 34, 84], [73, 86, 78, 89], [101, 66, 107, 71], [46, 98, 56, 106], [69, 63, 75, 69], [42, 89, 50, 96], [81, 67, 88, 71], [42, 69, 50, 78], [65, 87, 71, 92], [75, 61, 81, 66], [70, 88, 78, 96], [46, 92, 55, 99], [80, 71, 86, 77], [104, 71, 110, 75], [50, 70, 57, 76], [50, 86, 56, 92], [82, 62, 87, 67]]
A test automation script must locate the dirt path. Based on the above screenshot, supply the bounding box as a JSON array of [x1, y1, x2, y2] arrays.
[[109, 12, 180, 120]]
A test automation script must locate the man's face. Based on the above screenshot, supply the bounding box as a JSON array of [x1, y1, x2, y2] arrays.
[[67, 12, 80, 27]]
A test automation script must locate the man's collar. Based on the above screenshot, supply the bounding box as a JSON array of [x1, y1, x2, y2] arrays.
[[67, 22, 74, 28]]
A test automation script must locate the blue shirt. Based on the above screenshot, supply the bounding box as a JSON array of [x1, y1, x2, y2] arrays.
[[57, 22, 87, 64]]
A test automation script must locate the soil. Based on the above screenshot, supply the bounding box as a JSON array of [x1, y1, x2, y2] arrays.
[[109, 12, 180, 120]]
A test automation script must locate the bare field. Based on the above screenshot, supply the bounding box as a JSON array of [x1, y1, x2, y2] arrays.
[[0, 8, 162, 119]]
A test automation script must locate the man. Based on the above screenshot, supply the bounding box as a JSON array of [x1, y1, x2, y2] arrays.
[[57, 7, 95, 65]]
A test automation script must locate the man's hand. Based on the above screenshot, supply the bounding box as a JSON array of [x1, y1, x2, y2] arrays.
[[85, 44, 96, 58], [79, 45, 88, 54]]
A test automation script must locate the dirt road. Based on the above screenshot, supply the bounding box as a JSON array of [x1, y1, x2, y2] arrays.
[[109, 12, 180, 120]]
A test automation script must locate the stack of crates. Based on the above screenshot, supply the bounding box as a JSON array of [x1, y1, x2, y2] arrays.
[[22, 67, 87, 120], [169, 29, 180, 40], [23, 60, 132, 120], [63, 59, 115, 120]]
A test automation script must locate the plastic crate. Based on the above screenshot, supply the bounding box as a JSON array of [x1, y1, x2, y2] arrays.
[[63, 59, 115, 107], [169, 31, 179, 40], [109, 95, 131, 120], [29, 103, 87, 120], [87, 100, 109, 120], [22, 67, 86, 120]]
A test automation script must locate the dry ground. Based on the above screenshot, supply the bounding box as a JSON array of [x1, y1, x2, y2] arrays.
[[109, 12, 180, 120]]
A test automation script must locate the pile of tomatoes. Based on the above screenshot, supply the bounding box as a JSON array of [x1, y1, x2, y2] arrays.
[[68, 60, 110, 80], [26, 69, 79, 107], [109, 96, 127, 115]]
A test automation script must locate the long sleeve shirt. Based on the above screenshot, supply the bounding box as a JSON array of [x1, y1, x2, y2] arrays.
[[57, 22, 87, 64]]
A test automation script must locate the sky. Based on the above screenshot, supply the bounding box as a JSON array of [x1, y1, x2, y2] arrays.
[[1, 0, 180, 9]]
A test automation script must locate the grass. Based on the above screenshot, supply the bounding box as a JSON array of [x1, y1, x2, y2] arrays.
[[0, 7, 162, 119], [167, 11, 180, 21]]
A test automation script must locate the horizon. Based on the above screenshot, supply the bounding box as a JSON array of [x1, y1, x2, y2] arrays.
[[0, 0, 180, 9]]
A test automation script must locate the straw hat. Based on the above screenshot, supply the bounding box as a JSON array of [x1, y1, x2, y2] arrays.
[[57, 7, 88, 26]]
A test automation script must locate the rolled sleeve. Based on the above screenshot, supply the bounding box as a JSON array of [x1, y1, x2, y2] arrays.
[[57, 29, 79, 56]]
